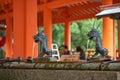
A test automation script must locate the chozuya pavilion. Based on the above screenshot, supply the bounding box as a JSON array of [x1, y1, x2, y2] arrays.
[[0, 0, 119, 60]]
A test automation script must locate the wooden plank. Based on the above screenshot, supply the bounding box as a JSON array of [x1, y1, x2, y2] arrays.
[[60, 55, 80, 62]]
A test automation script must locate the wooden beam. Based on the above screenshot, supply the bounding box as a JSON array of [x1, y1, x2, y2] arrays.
[[0, 14, 6, 20], [53, 20, 64, 24], [0, 12, 13, 20], [68, 2, 101, 14], [68, 13, 97, 21], [0, 1, 101, 21], [54, 2, 101, 19], [47, 0, 90, 8], [0, 0, 9, 3], [52, 13, 97, 24], [37, 4, 45, 12], [40, 9, 100, 25], [37, 0, 90, 12]]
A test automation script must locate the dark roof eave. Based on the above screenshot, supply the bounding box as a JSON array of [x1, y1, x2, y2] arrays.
[[96, 8, 120, 19]]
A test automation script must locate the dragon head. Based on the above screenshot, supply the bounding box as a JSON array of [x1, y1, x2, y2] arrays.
[[87, 29, 99, 40], [33, 33, 45, 43]]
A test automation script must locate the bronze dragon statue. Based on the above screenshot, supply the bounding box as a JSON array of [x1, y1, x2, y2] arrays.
[[87, 21, 108, 57], [33, 32, 52, 57]]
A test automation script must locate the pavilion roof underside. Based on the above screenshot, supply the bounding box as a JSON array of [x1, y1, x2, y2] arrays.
[[38, 0, 102, 25], [0, 0, 118, 25]]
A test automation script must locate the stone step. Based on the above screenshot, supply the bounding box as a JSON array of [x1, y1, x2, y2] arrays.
[[0, 69, 119, 80]]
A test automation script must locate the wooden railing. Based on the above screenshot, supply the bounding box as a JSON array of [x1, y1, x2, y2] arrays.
[[71, 50, 119, 59], [87, 50, 119, 59]]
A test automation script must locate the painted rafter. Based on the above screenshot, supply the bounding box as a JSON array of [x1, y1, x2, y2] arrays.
[[0, 0, 101, 24], [68, 12, 98, 21], [0, 0, 97, 18], [53, 2, 101, 19], [67, 2, 101, 14], [52, 11, 99, 24], [37, 0, 90, 12], [0, 0, 13, 13]]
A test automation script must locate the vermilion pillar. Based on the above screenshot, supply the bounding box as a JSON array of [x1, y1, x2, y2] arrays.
[[13, 0, 38, 58], [64, 21, 71, 50], [43, 7, 52, 50], [6, 17, 13, 58], [102, 0, 114, 58], [103, 18, 114, 58], [118, 20, 120, 59], [113, 20, 116, 60]]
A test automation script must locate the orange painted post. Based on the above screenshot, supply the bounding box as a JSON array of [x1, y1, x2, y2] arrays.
[[43, 7, 52, 50], [102, 0, 114, 58], [118, 20, 120, 59], [113, 20, 116, 60], [6, 17, 13, 58], [103, 18, 114, 58], [25, 0, 38, 58], [13, 0, 38, 59], [64, 21, 71, 50]]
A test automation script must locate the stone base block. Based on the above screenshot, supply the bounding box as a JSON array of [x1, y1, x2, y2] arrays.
[[0, 69, 119, 80]]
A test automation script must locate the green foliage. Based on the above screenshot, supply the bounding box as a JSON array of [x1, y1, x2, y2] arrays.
[[52, 24, 64, 48], [0, 49, 5, 59], [71, 19, 103, 50], [0, 24, 6, 36], [0, 29, 5, 37], [39, 18, 118, 51], [52, 19, 103, 51], [0, 27, 5, 59]]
